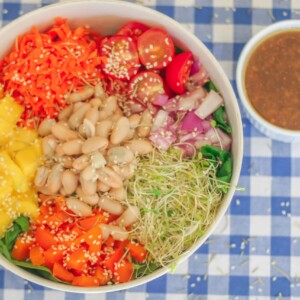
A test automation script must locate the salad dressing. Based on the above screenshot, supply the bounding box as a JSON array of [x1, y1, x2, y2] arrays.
[[244, 30, 300, 130]]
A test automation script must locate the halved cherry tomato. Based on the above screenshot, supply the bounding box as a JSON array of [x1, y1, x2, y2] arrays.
[[137, 28, 175, 70], [129, 71, 166, 104], [99, 35, 140, 80], [117, 22, 150, 39], [165, 51, 193, 94]]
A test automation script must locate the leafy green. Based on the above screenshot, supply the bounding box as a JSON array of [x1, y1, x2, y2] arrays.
[[204, 80, 232, 134], [150, 189, 161, 196], [213, 107, 232, 133], [0, 240, 11, 261], [14, 216, 30, 232], [204, 80, 218, 92], [12, 260, 67, 284], [200, 145, 233, 193], [134, 262, 160, 278]]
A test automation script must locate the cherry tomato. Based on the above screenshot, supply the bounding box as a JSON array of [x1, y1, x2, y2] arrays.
[[117, 22, 150, 39], [99, 35, 140, 80], [165, 51, 193, 94], [137, 28, 175, 70], [129, 71, 166, 104]]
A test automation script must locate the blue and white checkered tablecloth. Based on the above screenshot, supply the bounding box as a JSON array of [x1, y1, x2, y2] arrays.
[[1, 0, 300, 299]]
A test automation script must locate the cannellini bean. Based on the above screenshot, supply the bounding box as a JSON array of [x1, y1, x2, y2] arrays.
[[46, 164, 63, 194], [91, 152, 106, 169], [98, 110, 109, 121], [110, 109, 123, 123], [51, 123, 78, 141], [68, 103, 91, 129], [116, 206, 140, 227], [107, 146, 134, 165], [73, 155, 90, 171], [119, 163, 136, 180], [58, 105, 73, 121], [59, 186, 68, 196], [81, 165, 98, 181], [66, 197, 92, 217], [55, 143, 65, 157], [95, 120, 113, 138], [110, 117, 130, 145], [38, 118, 56, 136], [61, 170, 78, 195], [89, 97, 102, 107], [94, 84, 107, 100], [102, 96, 118, 116], [97, 167, 123, 189], [137, 109, 152, 137], [62, 139, 83, 155], [60, 156, 74, 168], [98, 196, 124, 215], [110, 165, 125, 180], [42, 136, 57, 156], [73, 102, 84, 111], [82, 137, 108, 154], [101, 224, 128, 241], [76, 186, 99, 206], [128, 114, 141, 129], [97, 180, 111, 192], [125, 139, 153, 155], [79, 119, 95, 138], [80, 176, 97, 196], [109, 187, 126, 201], [34, 166, 50, 187], [68, 86, 94, 103], [85, 107, 99, 125]]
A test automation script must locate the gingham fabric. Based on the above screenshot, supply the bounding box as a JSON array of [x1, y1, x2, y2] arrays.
[[0, 0, 300, 299]]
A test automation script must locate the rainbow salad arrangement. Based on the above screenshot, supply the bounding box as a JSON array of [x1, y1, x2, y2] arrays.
[[0, 18, 233, 287]]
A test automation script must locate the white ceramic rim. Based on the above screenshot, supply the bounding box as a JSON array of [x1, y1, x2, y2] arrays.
[[236, 20, 300, 141], [0, 0, 243, 293]]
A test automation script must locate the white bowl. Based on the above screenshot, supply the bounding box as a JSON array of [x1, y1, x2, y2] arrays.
[[236, 20, 300, 143], [0, 0, 243, 293]]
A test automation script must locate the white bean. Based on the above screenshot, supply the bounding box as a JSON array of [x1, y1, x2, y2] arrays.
[[82, 137, 108, 154], [98, 111, 109, 121], [55, 143, 65, 157], [97, 167, 123, 189], [68, 86, 94, 103], [73, 102, 84, 112], [116, 206, 140, 227], [95, 120, 113, 138], [61, 170, 78, 195], [119, 163, 136, 180], [81, 165, 98, 182], [80, 176, 97, 196], [125, 139, 153, 155], [102, 96, 118, 116], [97, 180, 111, 192], [73, 155, 90, 171], [109, 187, 126, 201], [42, 136, 57, 157], [34, 166, 50, 187], [91, 152, 106, 169], [110, 117, 130, 145], [101, 224, 128, 241], [58, 105, 73, 121], [62, 139, 83, 155], [107, 146, 134, 165], [128, 114, 141, 129], [51, 123, 78, 141], [46, 164, 63, 194], [38, 118, 56, 137], [66, 197, 92, 217], [98, 196, 124, 215], [85, 107, 99, 125], [89, 97, 102, 108], [76, 186, 99, 206], [94, 84, 107, 100], [68, 103, 91, 129], [137, 109, 152, 137], [60, 156, 74, 168]]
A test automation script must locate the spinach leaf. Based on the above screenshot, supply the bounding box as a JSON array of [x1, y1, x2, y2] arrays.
[[200, 145, 233, 193], [204, 80, 218, 92], [12, 260, 67, 284], [4, 216, 29, 251], [213, 107, 232, 134], [0, 240, 11, 261], [134, 262, 160, 278]]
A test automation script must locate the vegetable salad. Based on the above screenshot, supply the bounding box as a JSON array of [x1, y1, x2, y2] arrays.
[[0, 18, 233, 286]]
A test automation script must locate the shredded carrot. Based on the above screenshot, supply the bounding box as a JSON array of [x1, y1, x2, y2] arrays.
[[0, 18, 103, 127]]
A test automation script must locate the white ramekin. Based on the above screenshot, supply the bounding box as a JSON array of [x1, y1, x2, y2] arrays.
[[236, 20, 300, 143], [0, 0, 243, 293]]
